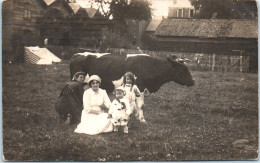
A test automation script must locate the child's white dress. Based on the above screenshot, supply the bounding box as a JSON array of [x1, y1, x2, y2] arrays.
[[109, 98, 131, 126], [123, 84, 141, 113]]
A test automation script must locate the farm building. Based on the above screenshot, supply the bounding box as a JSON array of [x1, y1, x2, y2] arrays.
[[2, 0, 74, 61], [2, 0, 111, 62], [68, 7, 109, 47], [154, 19, 258, 72]]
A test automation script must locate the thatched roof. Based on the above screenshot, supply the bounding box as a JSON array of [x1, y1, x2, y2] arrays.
[[155, 19, 258, 39]]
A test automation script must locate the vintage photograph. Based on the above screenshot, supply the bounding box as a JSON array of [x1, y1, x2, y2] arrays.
[[2, 0, 258, 161]]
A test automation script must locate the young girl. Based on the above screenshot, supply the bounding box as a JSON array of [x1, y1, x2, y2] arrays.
[[122, 72, 143, 121], [108, 86, 131, 133]]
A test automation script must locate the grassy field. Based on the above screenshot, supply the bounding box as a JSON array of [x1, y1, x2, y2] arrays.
[[2, 61, 258, 161]]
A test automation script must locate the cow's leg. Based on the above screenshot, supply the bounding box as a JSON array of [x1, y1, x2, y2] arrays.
[[136, 92, 146, 123], [138, 105, 146, 123]]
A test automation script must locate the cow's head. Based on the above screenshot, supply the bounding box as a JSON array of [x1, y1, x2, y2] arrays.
[[167, 58, 195, 87]]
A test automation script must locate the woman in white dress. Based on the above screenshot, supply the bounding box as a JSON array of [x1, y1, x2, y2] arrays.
[[74, 75, 113, 135]]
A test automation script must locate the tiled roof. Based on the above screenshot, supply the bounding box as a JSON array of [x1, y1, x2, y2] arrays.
[[155, 19, 258, 39]]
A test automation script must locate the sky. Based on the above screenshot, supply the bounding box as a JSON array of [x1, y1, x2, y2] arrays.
[[76, 0, 193, 18]]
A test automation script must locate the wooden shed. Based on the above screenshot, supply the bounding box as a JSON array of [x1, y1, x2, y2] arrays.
[[155, 19, 258, 72]]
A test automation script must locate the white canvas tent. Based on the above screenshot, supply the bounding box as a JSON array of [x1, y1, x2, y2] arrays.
[[24, 46, 61, 65]]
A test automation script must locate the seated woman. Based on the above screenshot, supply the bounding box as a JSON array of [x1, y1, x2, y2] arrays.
[[74, 75, 113, 135]]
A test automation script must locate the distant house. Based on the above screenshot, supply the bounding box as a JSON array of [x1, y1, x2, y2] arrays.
[[155, 19, 258, 71], [168, 0, 195, 19], [2, 0, 74, 55]]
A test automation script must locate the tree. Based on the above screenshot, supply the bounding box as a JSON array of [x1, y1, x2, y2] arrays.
[[128, 0, 152, 21], [189, 0, 257, 19], [110, 0, 151, 20], [94, 0, 112, 18], [94, 0, 151, 21]]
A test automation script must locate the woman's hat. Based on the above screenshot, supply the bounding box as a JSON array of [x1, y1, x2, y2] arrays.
[[88, 75, 101, 84]]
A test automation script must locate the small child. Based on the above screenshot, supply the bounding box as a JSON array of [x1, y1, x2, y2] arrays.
[[108, 86, 131, 133], [122, 72, 141, 118]]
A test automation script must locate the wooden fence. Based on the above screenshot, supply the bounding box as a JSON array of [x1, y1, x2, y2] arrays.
[[109, 48, 250, 72]]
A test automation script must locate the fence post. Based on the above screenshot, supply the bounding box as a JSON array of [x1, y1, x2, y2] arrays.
[[212, 54, 216, 71], [209, 54, 211, 70], [240, 55, 243, 72]]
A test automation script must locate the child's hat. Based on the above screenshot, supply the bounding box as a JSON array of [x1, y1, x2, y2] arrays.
[[115, 86, 125, 92]]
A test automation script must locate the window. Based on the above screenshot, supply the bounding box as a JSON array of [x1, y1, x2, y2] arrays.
[[190, 9, 194, 17], [24, 3, 31, 19]]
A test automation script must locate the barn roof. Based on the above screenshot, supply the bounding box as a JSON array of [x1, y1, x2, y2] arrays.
[[146, 18, 162, 32], [155, 19, 258, 39]]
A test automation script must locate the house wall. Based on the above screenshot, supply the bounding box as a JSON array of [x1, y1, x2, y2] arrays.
[[168, 7, 194, 18], [2, 0, 45, 53], [69, 16, 109, 47]]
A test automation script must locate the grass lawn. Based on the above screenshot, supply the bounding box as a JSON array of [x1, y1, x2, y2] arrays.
[[2, 61, 258, 161]]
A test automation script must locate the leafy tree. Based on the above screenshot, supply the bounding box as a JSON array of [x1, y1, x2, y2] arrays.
[[110, 0, 129, 20], [190, 0, 257, 19], [93, 0, 152, 49], [94, 0, 111, 18], [128, 0, 152, 21], [95, 0, 151, 21]]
